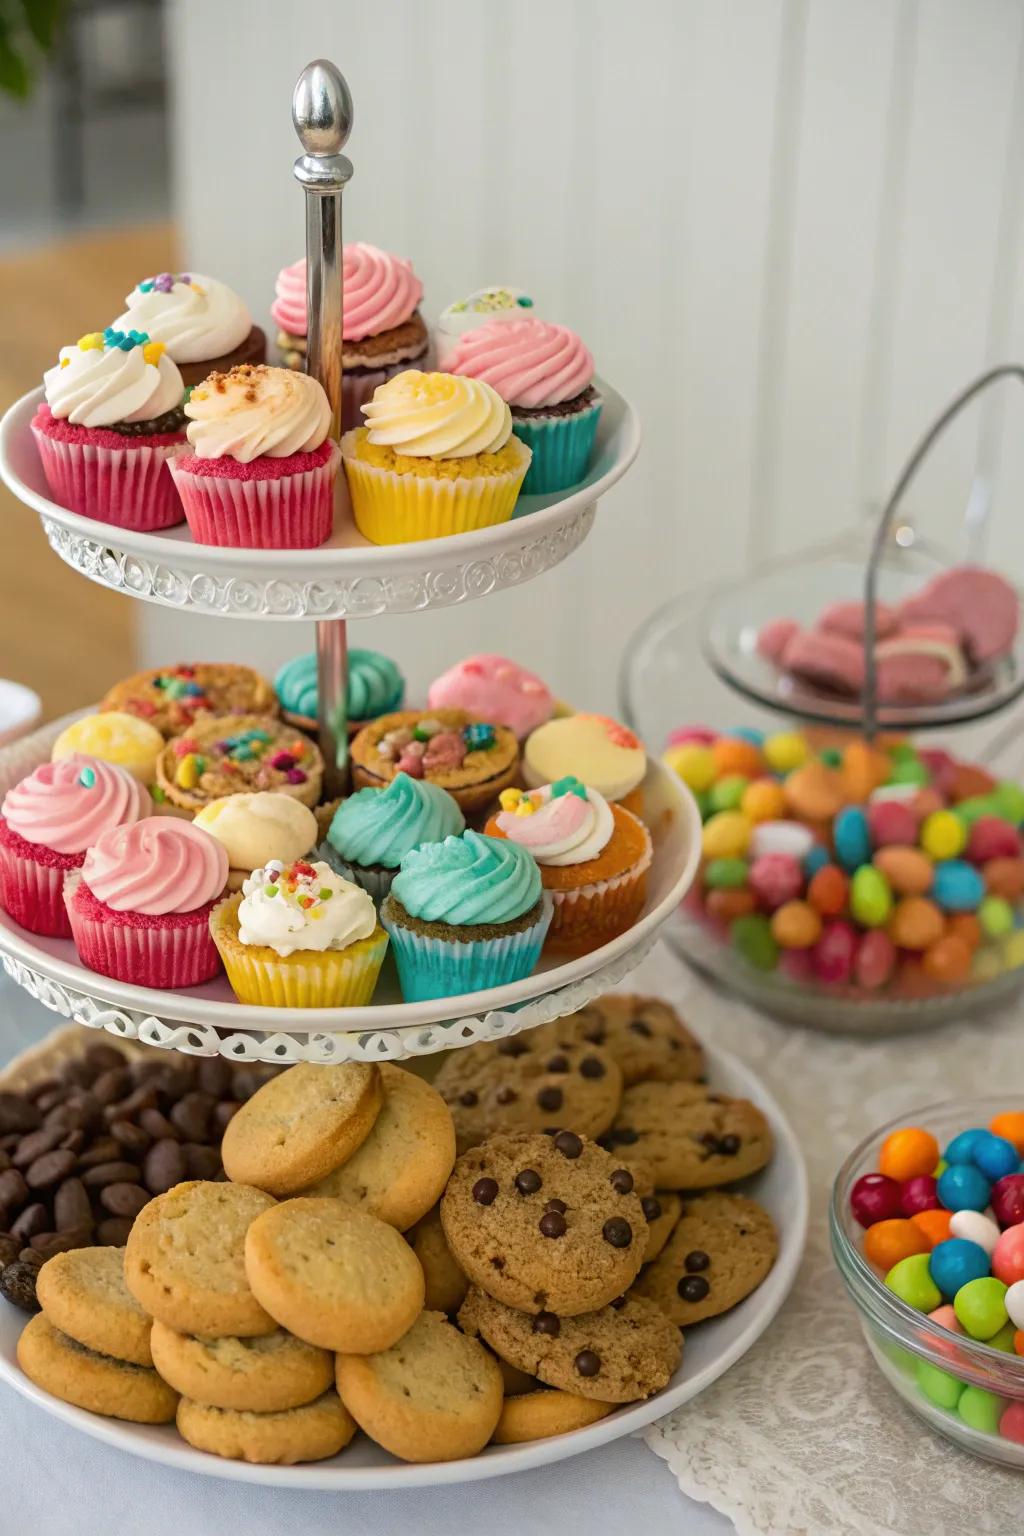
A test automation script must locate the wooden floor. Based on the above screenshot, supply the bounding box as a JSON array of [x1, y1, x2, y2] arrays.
[[0, 223, 177, 719]]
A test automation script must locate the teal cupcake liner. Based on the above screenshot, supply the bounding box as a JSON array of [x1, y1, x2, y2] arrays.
[[512, 398, 603, 494], [380, 895, 553, 1003], [315, 841, 395, 905]]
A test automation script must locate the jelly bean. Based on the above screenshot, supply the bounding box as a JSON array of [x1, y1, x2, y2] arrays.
[[664, 743, 717, 792], [730, 726, 765, 747], [779, 947, 814, 983], [1002, 930, 1024, 971], [984, 856, 1024, 900], [958, 1385, 1004, 1434], [992, 779, 1024, 823], [885, 1252, 941, 1312], [870, 783, 921, 806], [973, 948, 1003, 983], [763, 731, 808, 774], [947, 912, 982, 952], [867, 800, 918, 849], [702, 811, 752, 860], [938, 1163, 991, 1213], [912, 1208, 953, 1247], [705, 888, 757, 924], [949, 1210, 1001, 1254], [741, 778, 787, 824], [991, 1175, 1024, 1229], [872, 845, 934, 896], [999, 1401, 1024, 1444], [784, 760, 846, 822], [971, 1131, 1020, 1182], [990, 1112, 1024, 1155], [708, 775, 749, 813], [851, 1172, 905, 1227], [667, 726, 717, 748], [921, 810, 967, 860], [703, 858, 749, 890], [953, 794, 999, 826], [730, 913, 779, 971], [901, 1175, 940, 1216], [968, 816, 1022, 863], [919, 746, 957, 786], [914, 1358, 964, 1409], [694, 790, 711, 820], [928, 1303, 962, 1332], [864, 1218, 930, 1270], [1006, 1279, 1024, 1330], [770, 900, 822, 950], [954, 1276, 1008, 1339], [986, 1320, 1017, 1353], [803, 844, 830, 879], [921, 934, 972, 985], [890, 757, 929, 787], [749, 820, 815, 862], [949, 762, 997, 802], [811, 919, 857, 984], [931, 860, 985, 913], [850, 866, 892, 928], [820, 747, 843, 767], [944, 1129, 987, 1165], [1016, 1330, 1024, 1356], [887, 895, 945, 951], [880, 1126, 940, 1183], [834, 807, 871, 872], [748, 852, 803, 911], [840, 740, 891, 803], [854, 930, 896, 990], [713, 737, 763, 779], [910, 786, 946, 820], [979, 895, 1014, 939], [928, 1238, 991, 1299], [807, 864, 849, 917]]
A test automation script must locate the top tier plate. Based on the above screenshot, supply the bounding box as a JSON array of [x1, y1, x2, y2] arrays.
[[0, 380, 638, 621]]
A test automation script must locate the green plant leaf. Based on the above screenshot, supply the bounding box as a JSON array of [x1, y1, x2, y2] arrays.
[[19, 0, 62, 51], [0, 34, 31, 98]]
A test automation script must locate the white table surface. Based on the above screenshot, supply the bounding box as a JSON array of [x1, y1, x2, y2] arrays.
[[0, 963, 734, 1536]]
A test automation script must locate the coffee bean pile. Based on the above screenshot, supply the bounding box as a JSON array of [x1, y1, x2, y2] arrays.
[[0, 1043, 281, 1312]]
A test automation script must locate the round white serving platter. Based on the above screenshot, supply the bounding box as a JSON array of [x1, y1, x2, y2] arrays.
[[0, 1037, 807, 1489], [0, 381, 639, 621]]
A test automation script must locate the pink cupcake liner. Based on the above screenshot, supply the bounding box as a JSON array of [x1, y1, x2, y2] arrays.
[[65, 873, 222, 989], [31, 418, 184, 532], [168, 441, 340, 549], [0, 827, 80, 937]]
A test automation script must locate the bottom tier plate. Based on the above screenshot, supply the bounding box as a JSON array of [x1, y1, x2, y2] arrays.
[[0, 1035, 807, 1490]]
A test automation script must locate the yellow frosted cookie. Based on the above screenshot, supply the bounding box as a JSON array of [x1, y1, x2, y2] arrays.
[[52, 711, 164, 785]]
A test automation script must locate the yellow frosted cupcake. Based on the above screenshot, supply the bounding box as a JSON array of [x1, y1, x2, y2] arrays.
[[340, 370, 531, 545], [193, 792, 318, 891], [51, 712, 164, 786]]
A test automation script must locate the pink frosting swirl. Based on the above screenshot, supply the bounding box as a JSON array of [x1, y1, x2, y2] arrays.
[[445, 318, 594, 408], [82, 818, 228, 915], [270, 244, 423, 342], [427, 654, 554, 739], [2, 755, 148, 854]]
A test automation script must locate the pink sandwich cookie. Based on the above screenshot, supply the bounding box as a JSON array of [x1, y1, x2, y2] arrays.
[[32, 329, 186, 531], [897, 566, 1019, 664], [168, 364, 340, 549], [427, 655, 555, 740], [65, 819, 228, 989], [0, 756, 149, 937]]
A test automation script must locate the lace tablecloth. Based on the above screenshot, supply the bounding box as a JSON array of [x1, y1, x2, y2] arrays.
[[629, 942, 1023, 1536]]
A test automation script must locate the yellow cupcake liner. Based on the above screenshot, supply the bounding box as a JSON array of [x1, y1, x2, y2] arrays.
[[209, 894, 388, 1008], [340, 431, 531, 545]]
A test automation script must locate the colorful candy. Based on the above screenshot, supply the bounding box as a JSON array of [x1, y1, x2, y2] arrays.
[[850, 866, 892, 928], [851, 1172, 905, 1227], [885, 1252, 941, 1312]]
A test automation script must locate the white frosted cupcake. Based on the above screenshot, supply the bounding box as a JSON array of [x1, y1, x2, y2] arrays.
[[112, 271, 265, 388]]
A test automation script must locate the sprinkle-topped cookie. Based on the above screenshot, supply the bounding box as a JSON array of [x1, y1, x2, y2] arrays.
[[100, 663, 277, 739], [154, 713, 323, 812]]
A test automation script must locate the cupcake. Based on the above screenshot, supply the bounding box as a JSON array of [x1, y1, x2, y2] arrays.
[[350, 709, 519, 817], [446, 318, 601, 493], [32, 329, 186, 530], [0, 756, 149, 937], [193, 792, 318, 891], [65, 819, 227, 988], [435, 286, 538, 369], [168, 365, 340, 549], [100, 663, 277, 740], [155, 714, 324, 813], [51, 712, 164, 786], [271, 243, 428, 429], [111, 272, 265, 389], [322, 772, 465, 902], [210, 859, 387, 1008], [274, 648, 405, 734], [523, 714, 647, 818], [427, 654, 554, 740], [340, 371, 531, 545], [380, 831, 551, 1002], [484, 777, 651, 953]]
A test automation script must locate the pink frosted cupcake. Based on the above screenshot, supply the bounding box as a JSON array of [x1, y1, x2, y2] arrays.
[[271, 243, 429, 430], [65, 819, 228, 988], [427, 654, 554, 740], [32, 329, 187, 530], [168, 364, 340, 549], [0, 756, 149, 937]]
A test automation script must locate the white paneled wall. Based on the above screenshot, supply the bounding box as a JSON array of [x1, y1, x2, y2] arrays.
[[150, 0, 1024, 711]]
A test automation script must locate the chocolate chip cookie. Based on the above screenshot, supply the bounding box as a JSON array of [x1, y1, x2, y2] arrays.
[[640, 1191, 683, 1264], [568, 994, 705, 1085], [632, 1191, 778, 1325], [602, 1082, 772, 1189], [440, 1131, 647, 1316], [405, 1204, 469, 1316], [459, 1286, 681, 1402], [432, 1034, 622, 1153]]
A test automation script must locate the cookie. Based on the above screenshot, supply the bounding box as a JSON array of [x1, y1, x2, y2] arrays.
[[642, 1192, 683, 1264], [222, 1061, 383, 1197], [149, 1322, 333, 1412], [176, 1390, 356, 1465], [36, 1246, 153, 1366], [335, 1309, 503, 1463], [304, 1064, 455, 1229], [440, 1131, 647, 1316], [602, 1082, 773, 1189], [493, 1388, 616, 1443], [433, 1034, 623, 1153], [245, 1198, 424, 1353], [17, 1313, 178, 1424], [155, 713, 324, 812], [632, 1191, 778, 1325], [350, 708, 520, 817], [459, 1286, 681, 1402], [497, 1357, 538, 1395], [406, 1204, 469, 1315], [569, 994, 705, 1085], [124, 1180, 277, 1338], [100, 663, 278, 740]]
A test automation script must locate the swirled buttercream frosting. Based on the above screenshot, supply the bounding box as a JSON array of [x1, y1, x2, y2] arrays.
[[361, 371, 511, 458], [327, 773, 465, 870], [446, 318, 594, 409], [271, 244, 422, 342], [237, 859, 377, 957], [112, 273, 252, 364], [2, 755, 149, 854], [184, 364, 331, 461], [391, 830, 541, 925], [81, 818, 228, 914], [43, 331, 183, 428]]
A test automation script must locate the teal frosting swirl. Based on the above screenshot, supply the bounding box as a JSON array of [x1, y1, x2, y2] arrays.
[[392, 830, 541, 925], [274, 649, 405, 722], [327, 772, 464, 869]]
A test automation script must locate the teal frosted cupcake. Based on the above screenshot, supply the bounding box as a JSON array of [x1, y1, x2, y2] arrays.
[[320, 771, 465, 902], [380, 830, 551, 1002], [274, 648, 405, 733]]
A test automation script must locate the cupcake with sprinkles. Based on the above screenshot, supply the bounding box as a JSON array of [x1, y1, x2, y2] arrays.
[[322, 771, 465, 902], [111, 272, 265, 389], [271, 243, 428, 428], [210, 858, 388, 1008], [434, 286, 538, 369], [155, 714, 324, 814], [274, 648, 405, 734], [32, 328, 186, 529]]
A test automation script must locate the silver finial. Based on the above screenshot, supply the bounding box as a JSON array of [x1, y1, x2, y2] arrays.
[[292, 59, 353, 166]]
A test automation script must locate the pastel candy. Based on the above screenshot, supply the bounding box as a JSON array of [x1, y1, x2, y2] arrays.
[[748, 852, 803, 910], [949, 1209, 1000, 1255], [968, 816, 1022, 863], [749, 820, 815, 861], [869, 783, 921, 806], [701, 810, 752, 860], [708, 775, 749, 813], [867, 799, 918, 848], [703, 858, 749, 890], [887, 896, 944, 951], [953, 1276, 1008, 1340], [872, 845, 934, 896], [770, 900, 822, 949], [664, 743, 716, 791], [922, 934, 972, 984], [854, 929, 896, 989], [811, 919, 857, 984], [731, 913, 779, 971], [783, 760, 845, 822], [850, 866, 892, 928], [762, 732, 808, 773], [992, 780, 1024, 823], [993, 1225, 1024, 1285], [984, 857, 1024, 900], [833, 806, 871, 872], [741, 779, 787, 823], [931, 860, 985, 912], [920, 810, 966, 860]]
